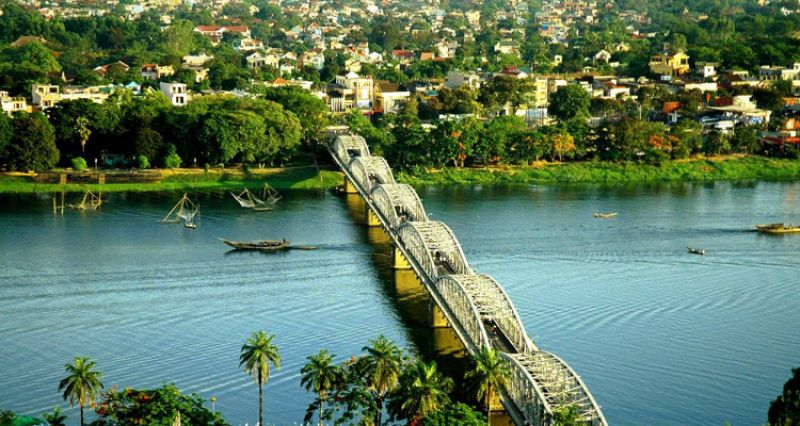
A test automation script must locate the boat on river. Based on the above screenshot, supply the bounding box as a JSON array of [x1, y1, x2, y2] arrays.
[[220, 238, 289, 251], [593, 212, 618, 218], [688, 247, 706, 256], [755, 223, 800, 234]]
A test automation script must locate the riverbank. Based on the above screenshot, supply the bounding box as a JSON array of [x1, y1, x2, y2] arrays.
[[2, 156, 798, 193], [0, 166, 342, 193], [397, 156, 800, 185]]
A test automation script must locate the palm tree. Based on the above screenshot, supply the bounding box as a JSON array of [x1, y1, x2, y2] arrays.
[[42, 407, 67, 426], [58, 356, 103, 426], [360, 335, 405, 425], [465, 347, 511, 417], [388, 359, 453, 424], [240, 330, 281, 426], [300, 349, 339, 426]]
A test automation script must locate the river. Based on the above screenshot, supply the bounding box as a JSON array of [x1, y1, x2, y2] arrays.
[[1, 181, 798, 426]]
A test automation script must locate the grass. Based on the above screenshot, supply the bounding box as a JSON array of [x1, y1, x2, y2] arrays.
[[0, 166, 343, 193], [396, 156, 800, 186], [2, 156, 798, 193]]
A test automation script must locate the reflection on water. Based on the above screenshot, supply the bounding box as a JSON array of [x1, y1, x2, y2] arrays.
[[1, 181, 799, 426]]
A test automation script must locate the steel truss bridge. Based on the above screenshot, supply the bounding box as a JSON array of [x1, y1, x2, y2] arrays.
[[330, 134, 608, 426]]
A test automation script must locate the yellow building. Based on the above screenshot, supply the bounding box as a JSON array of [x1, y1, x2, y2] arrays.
[[649, 51, 690, 76]]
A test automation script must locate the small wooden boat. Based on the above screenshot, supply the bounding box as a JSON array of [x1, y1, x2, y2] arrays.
[[593, 212, 618, 218], [219, 238, 289, 251], [688, 247, 706, 256], [756, 223, 800, 234]]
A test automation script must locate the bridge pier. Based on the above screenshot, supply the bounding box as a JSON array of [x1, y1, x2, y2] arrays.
[[343, 176, 358, 194], [429, 301, 450, 328], [365, 207, 381, 227], [392, 245, 411, 270]]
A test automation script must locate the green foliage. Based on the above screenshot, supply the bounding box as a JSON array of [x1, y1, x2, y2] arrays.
[[93, 383, 227, 426], [71, 157, 87, 172], [1, 112, 60, 172], [262, 86, 329, 149], [420, 402, 487, 426], [768, 368, 800, 426], [42, 407, 66, 426], [552, 405, 582, 426], [0, 409, 15, 426], [465, 347, 511, 412], [137, 155, 150, 169], [387, 360, 453, 423], [163, 145, 182, 169], [548, 85, 591, 122]]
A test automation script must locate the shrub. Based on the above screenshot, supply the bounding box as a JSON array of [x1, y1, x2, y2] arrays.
[[137, 155, 150, 169], [204, 163, 210, 173], [71, 157, 87, 172], [163, 144, 181, 169]]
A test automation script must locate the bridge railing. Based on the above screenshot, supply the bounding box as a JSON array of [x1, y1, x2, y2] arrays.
[[434, 276, 494, 350], [332, 134, 370, 164]]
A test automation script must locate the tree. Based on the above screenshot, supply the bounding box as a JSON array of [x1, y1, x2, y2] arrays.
[[301, 350, 340, 426], [93, 383, 227, 426], [58, 356, 103, 426], [71, 157, 87, 172], [551, 405, 582, 426], [0, 113, 12, 155], [163, 144, 182, 169], [732, 126, 761, 154], [42, 407, 67, 426], [2, 112, 60, 172], [465, 347, 511, 414], [388, 360, 453, 423], [76, 116, 91, 155], [420, 403, 487, 426], [768, 367, 800, 426], [359, 335, 405, 425], [0, 410, 15, 425], [548, 85, 590, 122], [262, 86, 330, 150], [240, 330, 281, 426], [479, 115, 527, 164]]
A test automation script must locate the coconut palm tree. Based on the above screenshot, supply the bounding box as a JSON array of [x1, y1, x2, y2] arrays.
[[465, 346, 510, 417], [301, 349, 339, 426], [58, 356, 103, 426], [42, 407, 67, 426], [360, 335, 405, 425], [240, 330, 281, 426], [388, 359, 453, 424]]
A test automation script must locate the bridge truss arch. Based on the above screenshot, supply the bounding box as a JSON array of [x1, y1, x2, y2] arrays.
[[349, 156, 396, 194], [397, 221, 472, 279], [504, 351, 607, 426], [332, 134, 370, 164], [371, 183, 428, 230], [439, 274, 536, 354], [433, 275, 493, 351]]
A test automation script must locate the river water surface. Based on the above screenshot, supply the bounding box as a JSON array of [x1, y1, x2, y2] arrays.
[[1, 182, 799, 426]]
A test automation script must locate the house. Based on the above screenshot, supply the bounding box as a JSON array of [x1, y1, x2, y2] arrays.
[[300, 51, 325, 70], [494, 39, 519, 55], [390, 50, 415, 65], [182, 53, 214, 67], [159, 82, 188, 106], [594, 49, 612, 64], [344, 58, 363, 73], [328, 72, 374, 113], [649, 51, 690, 77], [759, 63, 800, 82], [420, 52, 435, 61], [193, 25, 251, 44], [695, 62, 717, 79], [496, 66, 529, 79], [0, 91, 28, 115], [280, 64, 295, 76], [93, 61, 130, 78], [445, 71, 480, 90], [374, 80, 411, 114], [246, 52, 279, 69], [31, 84, 109, 109], [603, 82, 631, 98], [141, 64, 175, 81], [234, 38, 264, 51]]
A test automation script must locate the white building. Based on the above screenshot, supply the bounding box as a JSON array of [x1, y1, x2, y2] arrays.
[[0, 90, 27, 115], [160, 82, 188, 106]]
